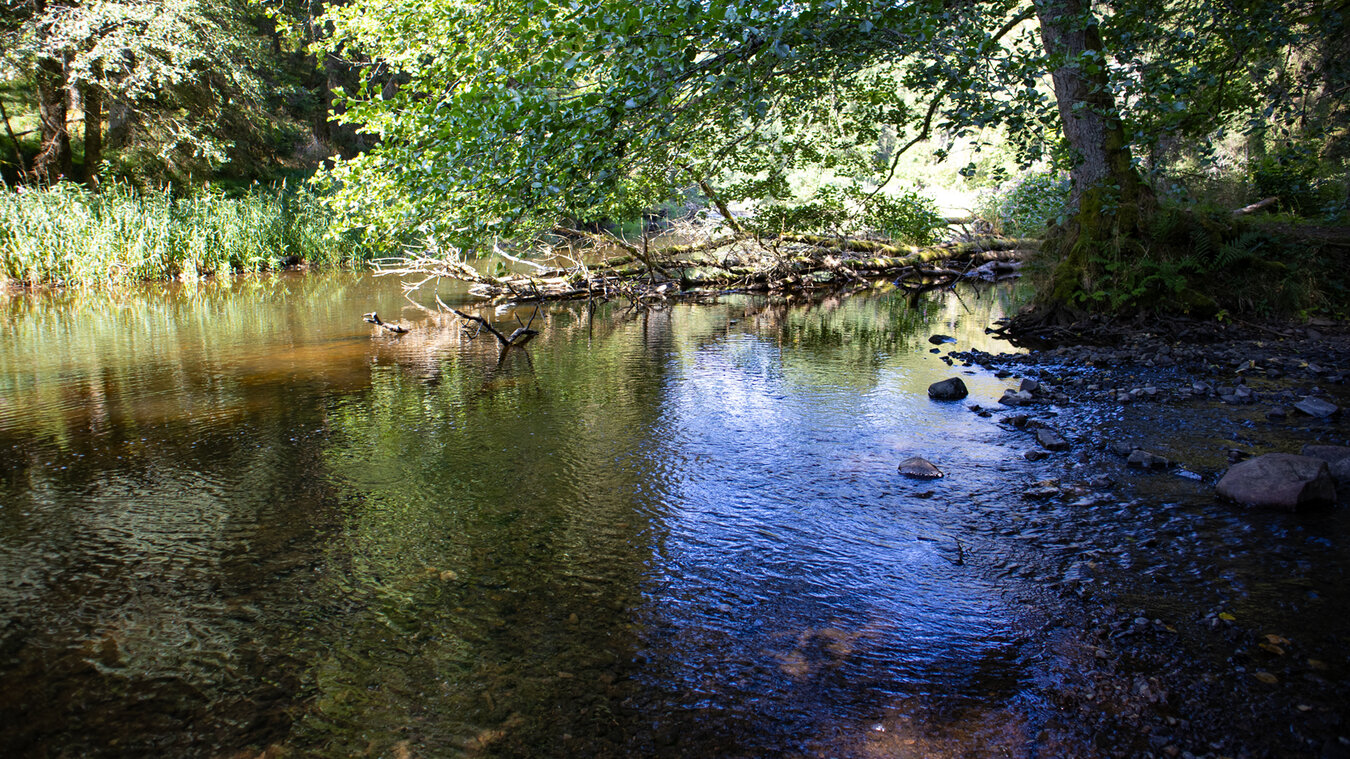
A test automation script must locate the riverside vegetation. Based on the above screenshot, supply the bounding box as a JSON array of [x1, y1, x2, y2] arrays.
[[3, 0, 1347, 318], [0, 182, 366, 287]]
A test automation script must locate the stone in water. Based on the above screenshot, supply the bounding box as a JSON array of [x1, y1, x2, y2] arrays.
[[899, 456, 944, 479], [928, 377, 969, 401]]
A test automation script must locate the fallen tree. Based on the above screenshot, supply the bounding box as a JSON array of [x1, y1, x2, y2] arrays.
[[379, 229, 1038, 305]]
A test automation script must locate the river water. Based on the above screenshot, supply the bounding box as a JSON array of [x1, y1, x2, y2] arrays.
[[0, 273, 1344, 757]]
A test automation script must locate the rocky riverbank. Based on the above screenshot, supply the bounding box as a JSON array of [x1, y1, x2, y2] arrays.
[[935, 315, 1349, 758]]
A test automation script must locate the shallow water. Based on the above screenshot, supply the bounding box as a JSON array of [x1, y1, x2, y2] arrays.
[[0, 274, 1344, 757]]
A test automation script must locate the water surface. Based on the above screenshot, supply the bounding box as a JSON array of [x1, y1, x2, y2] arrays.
[[4, 274, 1342, 757]]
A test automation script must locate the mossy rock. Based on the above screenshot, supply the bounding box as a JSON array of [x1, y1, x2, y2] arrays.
[[1172, 287, 1220, 317]]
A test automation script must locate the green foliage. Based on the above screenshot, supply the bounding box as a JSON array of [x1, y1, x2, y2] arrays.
[[977, 170, 1069, 237], [1052, 202, 1339, 317], [5, 1, 266, 159], [748, 196, 851, 238], [1249, 146, 1321, 215], [1077, 247, 1202, 313], [0, 0, 338, 184], [745, 184, 943, 244], [313, 0, 1060, 256], [0, 181, 363, 286], [860, 188, 945, 245]]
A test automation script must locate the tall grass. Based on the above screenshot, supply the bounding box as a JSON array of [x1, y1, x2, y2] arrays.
[[0, 181, 366, 286]]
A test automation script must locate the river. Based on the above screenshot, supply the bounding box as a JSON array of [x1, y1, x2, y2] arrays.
[[1, 273, 1344, 757]]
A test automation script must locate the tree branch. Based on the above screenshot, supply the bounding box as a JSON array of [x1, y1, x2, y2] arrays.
[[867, 5, 1037, 200]]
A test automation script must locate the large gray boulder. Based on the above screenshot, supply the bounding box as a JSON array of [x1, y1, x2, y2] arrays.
[[1216, 453, 1336, 510], [1301, 445, 1350, 492], [928, 377, 968, 401]]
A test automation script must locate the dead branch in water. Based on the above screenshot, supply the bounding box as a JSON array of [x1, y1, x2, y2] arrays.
[[379, 216, 1038, 307], [363, 312, 408, 334], [448, 307, 539, 349]]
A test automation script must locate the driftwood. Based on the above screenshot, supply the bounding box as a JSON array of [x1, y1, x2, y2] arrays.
[[372, 217, 1040, 307], [443, 234, 1038, 304], [363, 312, 408, 334], [448, 307, 540, 349]]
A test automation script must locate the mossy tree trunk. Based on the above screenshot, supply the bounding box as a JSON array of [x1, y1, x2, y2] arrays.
[[1033, 0, 1152, 310]]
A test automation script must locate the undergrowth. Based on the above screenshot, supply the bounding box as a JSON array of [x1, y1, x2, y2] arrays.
[[1040, 203, 1345, 318], [0, 181, 365, 286]]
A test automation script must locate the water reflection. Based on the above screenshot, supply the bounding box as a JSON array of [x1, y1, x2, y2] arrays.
[[1, 275, 1039, 757]]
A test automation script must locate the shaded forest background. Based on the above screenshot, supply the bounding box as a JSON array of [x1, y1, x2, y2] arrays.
[[0, 0, 370, 188]]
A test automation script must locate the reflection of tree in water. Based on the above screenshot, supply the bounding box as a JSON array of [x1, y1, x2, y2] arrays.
[[0, 279, 1028, 757], [306, 285, 1019, 756], [307, 302, 682, 756], [0, 272, 378, 445]]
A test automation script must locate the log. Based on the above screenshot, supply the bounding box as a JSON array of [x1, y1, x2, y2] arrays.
[[430, 232, 1039, 303], [1232, 197, 1278, 217], [363, 312, 408, 334]]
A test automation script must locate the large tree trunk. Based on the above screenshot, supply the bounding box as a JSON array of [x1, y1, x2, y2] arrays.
[[33, 55, 74, 185], [1033, 0, 1151, 306], [83, 80, 103, 187]]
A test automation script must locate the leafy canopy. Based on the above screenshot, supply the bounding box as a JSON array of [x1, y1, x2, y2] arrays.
[[315, 0, 1328, 254]]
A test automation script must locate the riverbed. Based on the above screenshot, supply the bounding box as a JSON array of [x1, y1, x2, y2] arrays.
[[1, 274, 1345, 757]]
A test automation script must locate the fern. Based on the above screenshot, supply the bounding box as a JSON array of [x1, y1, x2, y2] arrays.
[[1214, 231, 1266, 268]]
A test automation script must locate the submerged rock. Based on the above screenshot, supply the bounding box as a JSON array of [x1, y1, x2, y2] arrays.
[[1293, 397, 1339, 418], [898, 456, 944, 479], [1216, 453, 1336, 510], [928, 377, 969, 401], [928, 334, 957, 345], [1127, 450, 1170, 470], [1023, 480, 1061, 499]]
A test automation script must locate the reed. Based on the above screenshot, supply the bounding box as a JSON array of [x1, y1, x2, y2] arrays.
[[0, 181, 366, 286]]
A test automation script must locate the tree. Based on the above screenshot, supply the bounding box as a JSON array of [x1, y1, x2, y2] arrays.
[[1, 0, 268, 185], [315, 0, 1338, 305]]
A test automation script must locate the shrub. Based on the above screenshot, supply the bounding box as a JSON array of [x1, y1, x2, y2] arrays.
[[748, 185, 945, 245], [978, 170, 1070, 237], [861, 188, 946, 246]]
